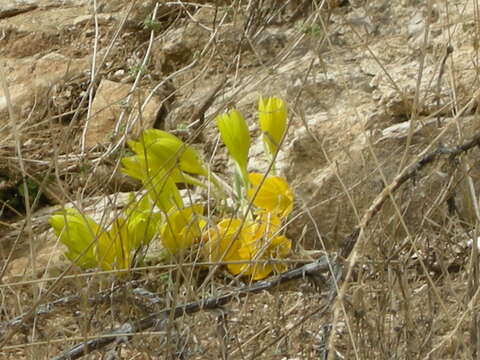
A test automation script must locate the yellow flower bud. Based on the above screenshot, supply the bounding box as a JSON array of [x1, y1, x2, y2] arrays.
[[216, 109, 251, 184], [49, 209, 99, 268], [258, 97, 287, 156]]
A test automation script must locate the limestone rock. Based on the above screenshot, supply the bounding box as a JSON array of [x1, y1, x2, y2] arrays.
[[84, 79, 162, 148]]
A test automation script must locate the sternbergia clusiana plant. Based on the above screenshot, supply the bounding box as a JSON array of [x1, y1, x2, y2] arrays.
[[49, 195, 160, 271], [121, 129, 207, 211], [50, 97, 293, 280], [205, 97, 292, 280]]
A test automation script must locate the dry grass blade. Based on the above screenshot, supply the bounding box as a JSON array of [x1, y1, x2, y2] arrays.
[[52, 256, 334, 360], [3, 0, 480, 358]]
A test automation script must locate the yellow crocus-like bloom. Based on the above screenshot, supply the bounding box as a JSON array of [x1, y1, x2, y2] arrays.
[[120, 155, 146, 181], [159, 204, 206, 255], [95, 218, 131, 271], [237, 234, 291, 280], [258, 97, 287, 156], [147, 170, 184, 212], [202, 215, 291, 280], [202, 218, 244, 268], [149, 137, 208, 177], [127, 129, 208, 177], [49, 209, 99, 268], [235, 214, 291, 280], [125, 195, 161, 249], [96, 209, 160, 271], [122, 129, 208, 212], [247, 172, 294, 219], [216, 109, 251, 185], [50, 202, 160, 271]]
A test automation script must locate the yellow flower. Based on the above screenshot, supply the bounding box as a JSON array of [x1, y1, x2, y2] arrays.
[[258, 97, 287, 156], [50, 200, 161, 271], [128, 129, 208, 177], [160, 205, 206, 254], [49, 209, 99, 268], [95, 218, 131, 271], [147, 170, 184, 212], [202, 218, 244, 266], [216, 109, 251, 184], [237, 235, 291, 280], [124, 195, 161, 249], [120, 155, 146, 181], [122, 155, 208, 212], [149, 137, 208, 176], [122, 130, 208, 210], [122, 151, 182, 183], [97, 208, 162, 271], [247, 173, 294, 218], [235, 214, 291, 280], [96, 209, 161, 271], [202, 215, 291, 280]]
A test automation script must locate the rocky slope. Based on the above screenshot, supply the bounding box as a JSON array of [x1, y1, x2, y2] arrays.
[[1, 1, 480, 358]]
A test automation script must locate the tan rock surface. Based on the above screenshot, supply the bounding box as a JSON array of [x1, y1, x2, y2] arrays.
[[1, 0, 480, 358], [84, 79, 162, 148]]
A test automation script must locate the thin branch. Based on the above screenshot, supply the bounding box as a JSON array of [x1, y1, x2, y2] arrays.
[[327, 126, 480, 358]]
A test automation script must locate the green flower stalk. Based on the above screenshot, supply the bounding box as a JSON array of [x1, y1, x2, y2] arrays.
[[216, 108, 251, 187], [258, 97, 287, 157]]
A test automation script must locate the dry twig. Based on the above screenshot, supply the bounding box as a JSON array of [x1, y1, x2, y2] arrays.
[[52, 256, 334, 360]]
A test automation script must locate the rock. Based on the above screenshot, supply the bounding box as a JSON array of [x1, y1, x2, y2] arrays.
[[0, 2, 91, 58], [0, 53, 88, 137], [0, 0, 89, 28], [84, 79, 163, 148], [72, 13, 115, 27], [0, 0, 37, 19]]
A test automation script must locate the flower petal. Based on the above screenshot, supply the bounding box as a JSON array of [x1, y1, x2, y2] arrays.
[[258, 97, 287, 155], [160, 205, 205, 254], [149, 137, 207, 176], [202, 218, 243, 263], [247, 173, 294, 218], [216, 109, 250, 183], [49, 209, 99, 268], [95, 218, 131, 271]]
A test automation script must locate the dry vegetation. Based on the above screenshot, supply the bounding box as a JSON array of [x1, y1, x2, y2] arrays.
[[2, 0, 480, 358]]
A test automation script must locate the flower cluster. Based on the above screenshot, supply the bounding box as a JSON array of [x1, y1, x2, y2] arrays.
[[203, 173, 293, 280], [204, 97, 292, 279], [49, 96, 293, 280], [49, 195, 160, 271]]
